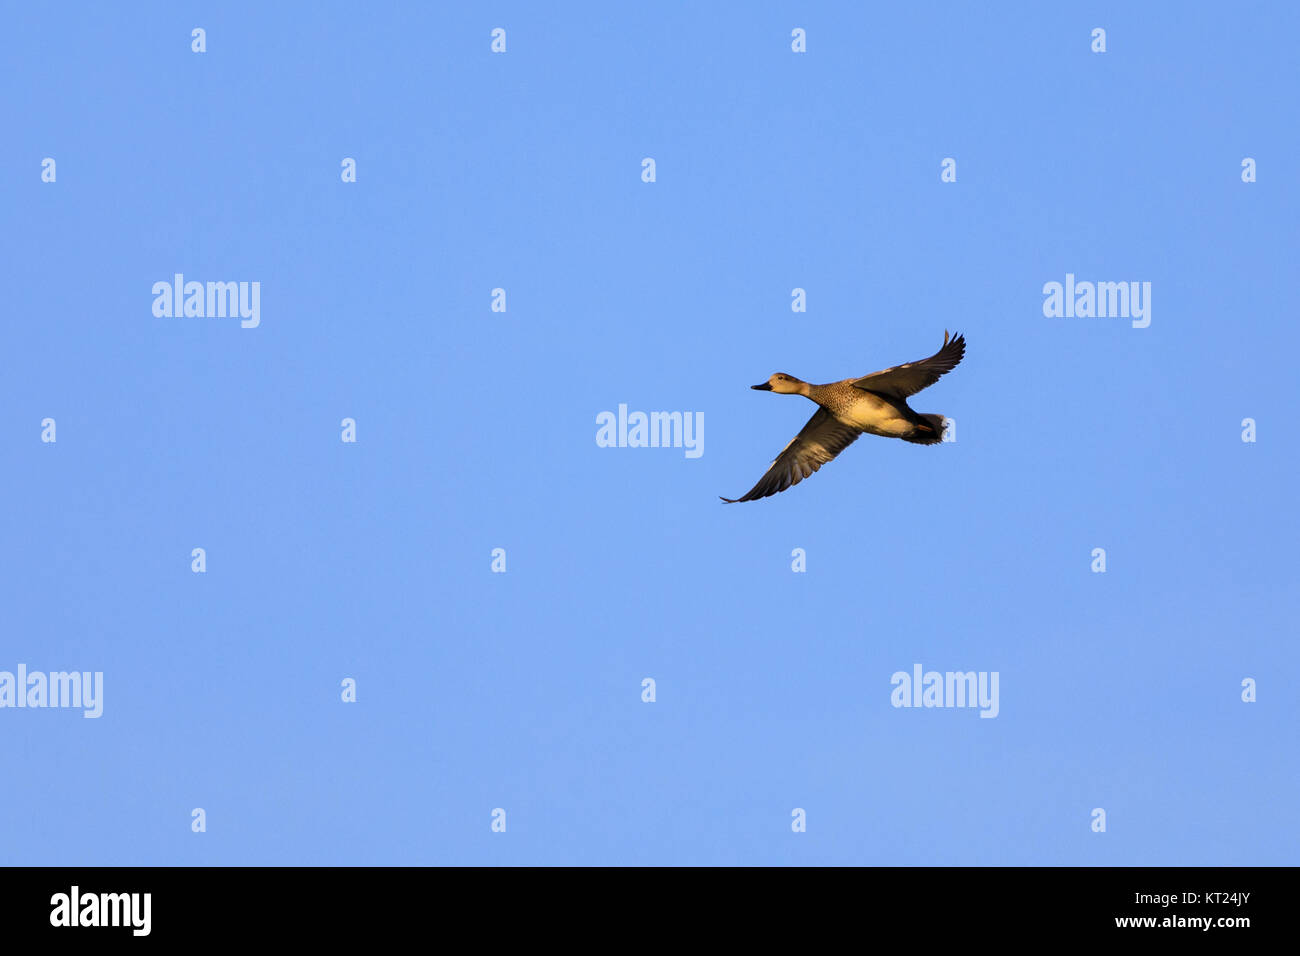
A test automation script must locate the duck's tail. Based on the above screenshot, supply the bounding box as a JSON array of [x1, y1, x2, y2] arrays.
[[903, 413, 947, 445]]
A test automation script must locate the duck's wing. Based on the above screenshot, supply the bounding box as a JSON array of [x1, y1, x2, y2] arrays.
[[721, 407, 861, 503], [852, 331, 965, 399]]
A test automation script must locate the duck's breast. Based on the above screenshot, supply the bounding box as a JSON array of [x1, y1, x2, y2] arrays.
[[836, 389, 913, 436]]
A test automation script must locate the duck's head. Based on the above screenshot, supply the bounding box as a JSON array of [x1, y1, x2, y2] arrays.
[[752, 373, 806, 394]]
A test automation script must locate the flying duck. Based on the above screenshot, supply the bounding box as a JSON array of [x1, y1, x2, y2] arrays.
[[722, 331, 966, 503]]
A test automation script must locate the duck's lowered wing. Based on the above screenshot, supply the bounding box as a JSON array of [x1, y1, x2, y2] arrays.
[[721, 407, 861, 503]]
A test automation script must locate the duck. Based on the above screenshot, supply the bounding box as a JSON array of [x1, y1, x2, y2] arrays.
[[721, 331, 966, 503]]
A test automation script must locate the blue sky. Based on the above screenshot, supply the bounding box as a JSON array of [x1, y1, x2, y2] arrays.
[[3, 2, 1297, 865]]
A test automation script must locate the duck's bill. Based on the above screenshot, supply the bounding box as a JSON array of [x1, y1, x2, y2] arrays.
[[751, 383, 773, 390]]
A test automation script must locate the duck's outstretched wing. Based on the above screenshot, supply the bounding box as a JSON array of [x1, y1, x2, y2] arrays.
[[852, 330, 965, 399], [721, 408, 861, 503]]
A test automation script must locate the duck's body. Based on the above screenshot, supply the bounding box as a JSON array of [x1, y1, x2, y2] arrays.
[[805, 381, 936, 439], [722, 331, 965, 503]]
